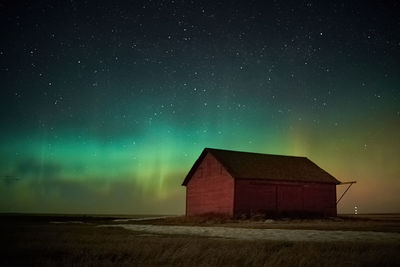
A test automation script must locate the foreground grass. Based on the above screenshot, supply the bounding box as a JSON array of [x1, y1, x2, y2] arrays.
[[1, 216, 399, 266]]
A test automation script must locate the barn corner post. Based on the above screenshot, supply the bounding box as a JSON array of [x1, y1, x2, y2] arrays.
[[232, 177, 236, 218], [185, 184, 188, 216]]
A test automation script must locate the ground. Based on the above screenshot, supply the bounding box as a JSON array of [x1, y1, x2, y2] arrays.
[[1, 214, 400, 266]]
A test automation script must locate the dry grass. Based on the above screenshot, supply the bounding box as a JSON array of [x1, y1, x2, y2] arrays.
[[1, 215, 399, 266]]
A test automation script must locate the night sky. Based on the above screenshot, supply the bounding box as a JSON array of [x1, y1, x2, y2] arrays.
[[1, 1, 399, 214]]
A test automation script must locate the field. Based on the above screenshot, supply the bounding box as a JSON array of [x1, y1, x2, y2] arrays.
[[1, 214, 400, 266]]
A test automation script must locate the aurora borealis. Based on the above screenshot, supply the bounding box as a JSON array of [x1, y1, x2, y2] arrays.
[[1, 1, 399, 214]]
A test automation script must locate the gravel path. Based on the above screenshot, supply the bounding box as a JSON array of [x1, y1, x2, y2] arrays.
[[102, 224, 400, 242]]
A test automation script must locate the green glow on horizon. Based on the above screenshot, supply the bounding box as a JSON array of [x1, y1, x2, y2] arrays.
[[1, 110, 399, 214]]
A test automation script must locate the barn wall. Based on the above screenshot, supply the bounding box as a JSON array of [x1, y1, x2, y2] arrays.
[[234, 179, 336, 217], [186, 153, 234, 216]]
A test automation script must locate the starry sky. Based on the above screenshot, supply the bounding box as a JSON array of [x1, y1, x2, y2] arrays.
[[1, 0, 399, 215]]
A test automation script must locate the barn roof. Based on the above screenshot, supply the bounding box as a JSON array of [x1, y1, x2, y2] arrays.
[[182, 148, 341, 185]]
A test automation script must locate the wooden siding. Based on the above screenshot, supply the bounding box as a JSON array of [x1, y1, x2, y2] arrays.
[[234, 179, 337, 217], [186, 153, 234, 216]]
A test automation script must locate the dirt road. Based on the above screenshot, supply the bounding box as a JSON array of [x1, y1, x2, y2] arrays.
[[103, 224, 400, 242]]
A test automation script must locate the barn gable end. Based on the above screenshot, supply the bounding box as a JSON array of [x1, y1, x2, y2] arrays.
[[185, 152, 235, 216]]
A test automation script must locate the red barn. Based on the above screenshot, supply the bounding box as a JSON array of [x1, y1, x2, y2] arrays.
[[182, 148, 341, 217]]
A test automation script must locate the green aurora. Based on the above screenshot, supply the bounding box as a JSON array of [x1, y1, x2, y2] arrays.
[[1, 107, 399, 214]]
